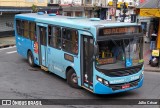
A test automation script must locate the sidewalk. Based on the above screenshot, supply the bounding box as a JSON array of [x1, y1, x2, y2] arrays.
[[0, 36, 15, 48], [143, 42, 160, 72]]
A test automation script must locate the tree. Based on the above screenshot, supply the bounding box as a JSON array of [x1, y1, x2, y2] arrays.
[[32, 4, 38, 13]]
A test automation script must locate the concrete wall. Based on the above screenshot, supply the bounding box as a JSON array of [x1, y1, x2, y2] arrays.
[[0, 13, 14, 32], [0, 13, 15, 36]]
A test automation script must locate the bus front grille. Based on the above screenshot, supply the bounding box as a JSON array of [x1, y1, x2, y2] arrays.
[[109, 79, 140, 91], [99, 64, 142, 77]]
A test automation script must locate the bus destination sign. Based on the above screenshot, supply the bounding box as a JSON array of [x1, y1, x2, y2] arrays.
[[99, 27, 141, 36]]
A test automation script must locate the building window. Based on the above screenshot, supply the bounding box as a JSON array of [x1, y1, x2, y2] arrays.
[[85, 0, 92, 4], [75, 12, 82, 17], [62, 28, 78, 54], [16, 20, 24, 36], [48, 26, 61, 49], [25, 0, 34, 2], [38, 0, 44, 3], [64, 12, 72, 16]]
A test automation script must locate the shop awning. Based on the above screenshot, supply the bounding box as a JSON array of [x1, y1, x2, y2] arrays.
[[0, 9, 32, 12], [137, 0, 160, 17], [140, 9, 160, 17]]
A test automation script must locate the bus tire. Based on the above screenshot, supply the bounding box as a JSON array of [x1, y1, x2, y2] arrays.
[[67, 69, 80, 88], [27, 51, 36, 67], [150, 57, 158, 67]]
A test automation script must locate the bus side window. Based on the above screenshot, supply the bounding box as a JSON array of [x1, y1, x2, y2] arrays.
[[62, 28, 66, 49], [23, 21, 29, 38], [16, 20, 21, 36], [48, 26, 53, 46], [20, 20, 24, 36], [30, 22, 36, 41], [71, 30, 78, 54], [49, 26, 61, 49], [62, 28, 78, 55], [16, 20, 24, 36]]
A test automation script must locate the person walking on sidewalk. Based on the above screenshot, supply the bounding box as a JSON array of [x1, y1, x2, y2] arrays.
[[149, 32, 158, 66], [150, 32, 157, 51]]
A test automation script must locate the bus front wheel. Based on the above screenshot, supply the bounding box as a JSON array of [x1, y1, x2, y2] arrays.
[[27, 51, 36, 67], [67, 69, 80, 88]]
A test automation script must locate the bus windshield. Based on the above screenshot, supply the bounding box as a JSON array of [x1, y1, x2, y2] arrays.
[[96, 37, 143, 70]]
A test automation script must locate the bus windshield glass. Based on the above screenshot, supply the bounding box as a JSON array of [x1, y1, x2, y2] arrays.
[[96, 37, 143, 70]]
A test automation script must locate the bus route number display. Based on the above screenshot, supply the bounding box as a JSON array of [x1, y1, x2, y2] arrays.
[[99, 27, 140, 36]]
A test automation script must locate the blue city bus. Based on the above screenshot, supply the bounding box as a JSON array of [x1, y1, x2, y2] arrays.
[[14, 13, 144, 94]]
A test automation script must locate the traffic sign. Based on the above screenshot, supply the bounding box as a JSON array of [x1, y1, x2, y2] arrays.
[[110, 8, 116, 15]]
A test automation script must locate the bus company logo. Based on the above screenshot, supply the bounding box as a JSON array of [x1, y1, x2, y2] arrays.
[[2, 100, 11, 105]]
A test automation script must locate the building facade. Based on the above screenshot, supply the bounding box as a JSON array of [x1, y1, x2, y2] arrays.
[[47, 0, 137, 20], [0, 0, 48, 37], [0, 0, 47, 7]]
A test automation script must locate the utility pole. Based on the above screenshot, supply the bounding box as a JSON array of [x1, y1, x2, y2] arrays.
[[122, 2, 127, 22], [112, 0, 117, 21]]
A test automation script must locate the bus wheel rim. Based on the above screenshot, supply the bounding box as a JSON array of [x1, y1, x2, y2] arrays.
[[29, 55, 32, 64], [71, 73, 77, 84]]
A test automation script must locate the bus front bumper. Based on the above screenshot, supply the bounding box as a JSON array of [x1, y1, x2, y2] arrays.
[[94, 75, 144, 94]]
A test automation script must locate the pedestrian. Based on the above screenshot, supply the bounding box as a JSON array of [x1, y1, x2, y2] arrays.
[[149, 31, 157, 65], [150, 32, 157, 51]]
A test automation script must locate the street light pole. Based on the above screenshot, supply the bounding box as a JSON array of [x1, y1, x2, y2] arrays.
[[100, 3, 102, 19], [122, 2, 127, 22], [112, 0, 117, 21]]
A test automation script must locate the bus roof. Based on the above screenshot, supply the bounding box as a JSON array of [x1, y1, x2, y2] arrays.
[[15, 13, 139, 29]]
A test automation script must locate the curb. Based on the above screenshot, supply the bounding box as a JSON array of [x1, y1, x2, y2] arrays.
[[0, 44, 15, 48], [144, 69, 160, 72]]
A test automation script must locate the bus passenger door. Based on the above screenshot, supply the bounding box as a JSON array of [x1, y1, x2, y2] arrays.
[[37, 25, 48, 67], [81, 35, 94, 90]]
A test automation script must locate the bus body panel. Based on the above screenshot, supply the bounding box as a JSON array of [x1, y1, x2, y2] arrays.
[[47, 46, 65, 78], [94, 77, 143, 94], [16, 34, 32, 59], [93, 66, 144, 94], [15, 16, 36, 59], [14, 13, 144, 94], [32, 41, 40, 65]]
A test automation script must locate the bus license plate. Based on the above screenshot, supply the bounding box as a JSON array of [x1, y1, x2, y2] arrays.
[[122, 84, 130, 89]]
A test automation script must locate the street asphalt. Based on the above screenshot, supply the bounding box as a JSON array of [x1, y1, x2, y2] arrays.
[[0, 46, 160, 108]]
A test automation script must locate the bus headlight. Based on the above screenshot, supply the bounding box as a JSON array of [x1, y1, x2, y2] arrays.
[[97, 76, 103, 83], [139, 73, 143, 80], [104, 80, 109, 86], [97, 76, 109, 86]]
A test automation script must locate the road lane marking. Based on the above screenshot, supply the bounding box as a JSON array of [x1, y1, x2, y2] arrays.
[[6, 51, 17, 54], [0, 46, 16, 51]]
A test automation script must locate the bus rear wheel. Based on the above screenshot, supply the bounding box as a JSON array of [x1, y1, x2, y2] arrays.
[[67, 69, 80, 88], [27, 51, 36, 67]]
